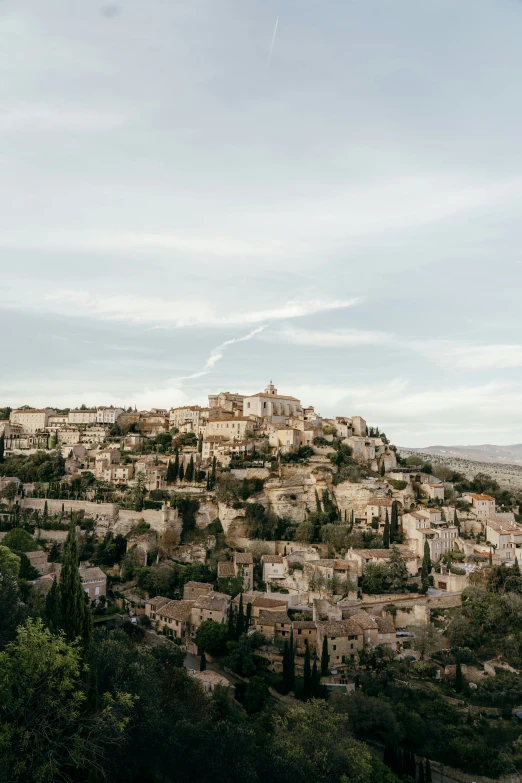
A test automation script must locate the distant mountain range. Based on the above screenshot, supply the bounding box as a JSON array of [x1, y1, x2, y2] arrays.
[[402, 444, 522, 467]]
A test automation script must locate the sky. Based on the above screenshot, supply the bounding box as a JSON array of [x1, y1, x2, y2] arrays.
[[1, 0, 522, 446]]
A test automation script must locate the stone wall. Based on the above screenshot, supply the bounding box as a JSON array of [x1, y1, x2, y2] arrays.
[[21, 498, 118, 520]]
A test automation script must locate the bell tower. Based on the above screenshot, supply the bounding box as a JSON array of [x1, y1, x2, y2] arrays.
[[264, 380, 277, 396]]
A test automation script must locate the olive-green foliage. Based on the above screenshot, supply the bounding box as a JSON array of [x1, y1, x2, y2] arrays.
[[2, 527, 37, 553], [0, 450, 65, 483]]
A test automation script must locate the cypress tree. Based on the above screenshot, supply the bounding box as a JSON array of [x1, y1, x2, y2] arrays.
[[383, 510, 390, 549], [227, 604, 235, 640], [311, 659, 321, 697], [45, 577, 63, 633], [282, 640, 290, 691], [321, 635, 329, 675], [245, 601, 252, 628], [315, 490, 322, 513], [303, 640, 312, 700], [178, 462, 185, 482], [349, 510, 354, 533], [236, 593, 245, 639], [425, 758, 432, 783], [454, 507, 459, 531], [489, 547, 493, 567], [166, 459, 176, 483], [173, 448, 179, 480], [288, 631, 295, 691], [455, 659, 464, 693], [200, 651, 207, 671], [421, 540, 432, 593], [60, 523, 92, 648], [0, 432, 4, 463], [418, 760, 425, 783], [390, 500, 399, 544], [380, 461, 386, 477], [43, 500, 48, 520], [210, 457, 217, 489], [185, 454, 194, 483], [197, 433, 203, 453]]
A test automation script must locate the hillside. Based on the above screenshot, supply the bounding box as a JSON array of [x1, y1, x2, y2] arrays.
[[404, 443, 522, 466], [399, 447, 522, 491]]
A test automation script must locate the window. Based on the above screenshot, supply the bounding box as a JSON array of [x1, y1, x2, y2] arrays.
[[333, 644, 336, 651]]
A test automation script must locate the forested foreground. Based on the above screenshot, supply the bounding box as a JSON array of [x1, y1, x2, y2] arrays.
[[0, 526, 400, 783]]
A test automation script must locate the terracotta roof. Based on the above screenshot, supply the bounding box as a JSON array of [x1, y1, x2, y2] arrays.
[[333, 560, 351, 569], [376, 616, 396, 634], [158, 601, 193, 621], [147, 596, 171, 611], [79, 567, 106, 581], [318, 619, 362, 636], [194, 593, 229, 611], [218, 562, 236, 578], [349, 612, 378, 630], [465, 493, 495, 501], [292, 621, 316, 630], [257, 610, 291, 626], [234, 594, 287, 609], [368, 497, 393, 506], [193, 670, 230, 686], [234, 552, 253, 564], [262, 555, 284, 564], [184, 581, 213, 590]]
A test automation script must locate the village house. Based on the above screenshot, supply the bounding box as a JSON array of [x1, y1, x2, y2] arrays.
[[402, 511, 458, 562], [262, 554, 287, 584], [68, 409, 98, 425], [207, 391, 245, 413], [155, 600, 193, 639], [26, 550, 50, 576], [192, 670, 233, 693], [10, 408, 56, 433], [256, 610, 292, 642], [232, 593, 288, 618], [103, 464, 134, 484], [183, 581, 213, 601], [344, 548, 419, 578], [316, 619, 364, 666], [364, 497, 393, 526], [304, 559, 357, 589], [169, 405, 208, 433], [234, 552, 254, 590], [292, 620, 317, 654], [485, 518, 522, 563], [422, 483, 445, 501], [463, 493, 496, 520], [269, 426, 301, 455], [243, 382, 302, 422], [217, 561, 236, 580], [145, 596, 172, 621], [191, 592, 230, 630], [79, 566, 107, 600], [96, 407, 124, 425], [205, 417, 255, 441], [46, 413, 69, 430]]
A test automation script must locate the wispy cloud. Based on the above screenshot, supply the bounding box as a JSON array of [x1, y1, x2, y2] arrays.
[[0, 284, 359, 327], [280, 327, 522, 370], [179, 324, 267, 380]]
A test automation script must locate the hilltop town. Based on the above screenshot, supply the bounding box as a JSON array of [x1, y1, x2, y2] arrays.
[[2, 383, 522, 782]]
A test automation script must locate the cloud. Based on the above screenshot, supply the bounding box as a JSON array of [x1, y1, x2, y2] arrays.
[[179, 324, 267, 380], [0, 283, 359, 327], [0, 105, 127, 132], [281, 327, 395, 347]]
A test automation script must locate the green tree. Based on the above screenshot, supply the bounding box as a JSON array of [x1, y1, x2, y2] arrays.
[[303, 640, 312, 700], [197, 433, 203, 453], [321, 635, 329, 675], [390, 501, 399, 544], [227, 603, 235, 640], [178, 462, 185, 482], [455, 659, 464, 693], [45, 577, 63, 634], [0, 433, 4, 463], [245, 601, 252, 629], [166, 459, 177, 483], [421, 540, 432, 593], [0, 568, 26, 650], [200, 651, 207, 671], [210, 456, 217, 489], [0, 619, 134, 783], [2, 527, 36, 554], [387, 547, 409, 592], [236, 593, 245, 640], [60, 524, 92, 648], [380, 461, 386, 477], [244, 675, 270, 715], [185, 454, 194, 483], [0, 546, 21, 577], [195, 620, 228, 656], [383, 510, 390, 549]]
